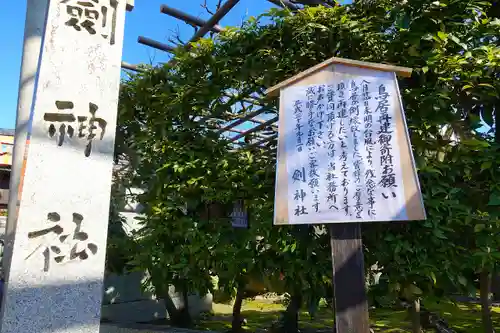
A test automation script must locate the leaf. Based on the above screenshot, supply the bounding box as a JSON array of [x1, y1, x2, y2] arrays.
[[437, 31, 448, 41], [462, 139, 490, 148], [481, 161, 492, 172], [488, 192, 500, 206], [478, 83, 495, 89], [408, 284, 423, 296], [448, 34, 468, 50], [421, 167, 443, 175], [458, 276, 468, 286], [433, 229, 447, 240], [306, 22, 328, 31], [474, 224, 486, 232], [408, 46, 420, 57], [429, 271, 437, 285]]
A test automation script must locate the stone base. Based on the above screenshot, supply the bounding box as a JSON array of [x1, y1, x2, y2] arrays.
[[102, 271, 212, 324], [101, 294, 213, 324], [100, 323, 216, 333], [102, 300, 166, 323]]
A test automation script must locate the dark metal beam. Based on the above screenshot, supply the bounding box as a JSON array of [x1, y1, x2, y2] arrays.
[[189, 0, 240, 44], [199, 112, 278, 131], [266, 0, 299, 10], [225, 127, 270, 139], [294, 0, 333, 7], [137, 36, 176, 53], [121, 61, 143, 72], [216, 107, 270, 135], [245, 133, 278, 149], [239, 116, 277, 130], [160, 4, 223, 32], [205, 122, 270, 139], [230, 116, 278, 142]]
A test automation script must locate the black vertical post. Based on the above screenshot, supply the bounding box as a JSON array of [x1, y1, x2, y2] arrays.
[[329, 223, 370, 333]]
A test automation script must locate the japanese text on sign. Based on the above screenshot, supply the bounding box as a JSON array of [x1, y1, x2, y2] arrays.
[[61, 0, 118, 45], [43, 100, 108, 157], [26, 212, 99, 272], [283, 74, 407, 224]]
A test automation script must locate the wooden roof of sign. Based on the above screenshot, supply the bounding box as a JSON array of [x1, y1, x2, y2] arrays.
[[126, 0, 134, 11], [265, 56, 413, 97]]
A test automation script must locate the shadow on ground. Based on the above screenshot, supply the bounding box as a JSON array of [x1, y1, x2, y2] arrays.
[[181, 300, 500, 333], [425, 301, 500, 332]]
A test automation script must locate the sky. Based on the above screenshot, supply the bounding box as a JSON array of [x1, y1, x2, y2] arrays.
[[0, 0, 282, 130]]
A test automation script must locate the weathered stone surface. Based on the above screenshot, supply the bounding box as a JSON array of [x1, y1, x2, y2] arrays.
[[100, 323, 217, 333], [103, 272, 155, 304], [0, 1, 127, 332], [102, 300, 166, 324], [101, 271, 213, 324]]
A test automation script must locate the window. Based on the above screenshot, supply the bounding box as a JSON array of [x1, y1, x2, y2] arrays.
[[0, 170, 10, 190]]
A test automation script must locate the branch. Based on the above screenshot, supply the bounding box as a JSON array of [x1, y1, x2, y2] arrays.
[[167, 25, 187, 46], [201, 0, 224, 37], [201, 0, 224, 15]]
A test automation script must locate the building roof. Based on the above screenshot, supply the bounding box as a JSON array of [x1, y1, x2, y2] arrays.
[[0, 129, 14, 136]]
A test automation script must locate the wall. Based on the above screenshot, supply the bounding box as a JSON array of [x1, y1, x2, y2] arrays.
[[101, 270, 213, 323], [0, 135, 13, 166], [101, 186, 212, 324]]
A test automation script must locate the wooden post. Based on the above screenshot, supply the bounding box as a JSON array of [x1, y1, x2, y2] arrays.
[[329, 223, 370, 333]]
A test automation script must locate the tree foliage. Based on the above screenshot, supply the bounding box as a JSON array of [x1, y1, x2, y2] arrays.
[[117, 0, 499, 331]]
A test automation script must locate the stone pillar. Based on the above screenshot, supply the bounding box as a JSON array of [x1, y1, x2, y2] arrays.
[[0, 1, 128, 332], [4, 0, 49, 278]]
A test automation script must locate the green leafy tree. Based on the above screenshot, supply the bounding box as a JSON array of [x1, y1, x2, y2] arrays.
[[117, 1, 499, 332]]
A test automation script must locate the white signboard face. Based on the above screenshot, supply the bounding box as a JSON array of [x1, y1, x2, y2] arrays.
[[274, 65, 425, 225]]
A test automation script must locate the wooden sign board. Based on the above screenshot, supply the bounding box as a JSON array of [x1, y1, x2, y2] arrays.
[[231, 200, 249, 228], [267, 57, 426, 333], [268, 57, 426, 225]]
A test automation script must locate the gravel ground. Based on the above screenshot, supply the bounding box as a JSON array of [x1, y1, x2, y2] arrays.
[[100, 323, 217, 333]]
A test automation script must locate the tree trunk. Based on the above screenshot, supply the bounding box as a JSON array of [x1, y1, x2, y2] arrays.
[[162, 291, 181, 321], [151, 279, 181, 325], [491, 272, 500, 302], [160, 287, 192, 328], [182, 288, 190, 312], [232, 287, 245, 332], [177, 287, 192, 327], [410, 298, 422, 333], [283, 294, 302, 333], [150, 276, 192, 328], [480, 269, 494, 333]]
